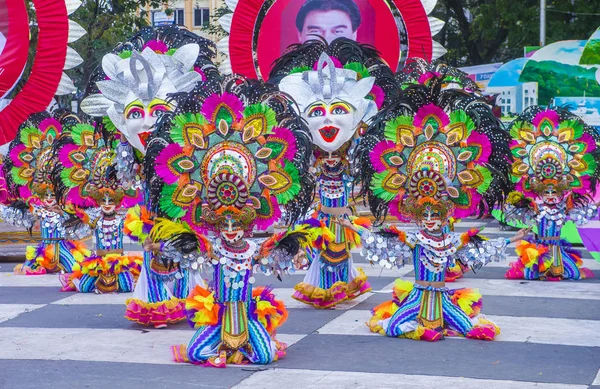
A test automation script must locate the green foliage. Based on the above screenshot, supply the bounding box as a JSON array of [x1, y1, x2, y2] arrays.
[[519, 60, 600, 104], [201, 3, 230, 40], [580, 39, 600, 65]]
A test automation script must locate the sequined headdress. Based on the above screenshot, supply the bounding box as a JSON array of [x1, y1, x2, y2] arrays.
[[145, 75, 314, 234], [356, 73, 511, 222], [508, 106, 600, 198]]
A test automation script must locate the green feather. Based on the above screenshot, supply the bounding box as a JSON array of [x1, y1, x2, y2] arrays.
[[10, 167, 28, 186], [274, 161, 301, 204], [343, 62, 370, 79], [118, 50, 132, 59], [171, 113, 208, 146], [71, 124, 95, 146], [581, 154, 598, 175], [558, 119, 584, 140], [475, 166, 492, 194], [449, 110, 475, 137], [289, 66, 310, 74], [19, 126, 41, 147], [243, 104, 277, 134], [60, 168, 78, 188], [159, 184, 187, 219], [453, 189, 470, 206], [370, 171, 399, 202], [384, 116, 413, 142]]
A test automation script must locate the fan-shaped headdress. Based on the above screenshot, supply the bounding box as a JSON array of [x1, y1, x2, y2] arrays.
[[53, 122, 139, 208], [145, 75, 314, 234], [356, 75, 511, 223], [508, 106, 600, 198], [4, 111, 67, 200]]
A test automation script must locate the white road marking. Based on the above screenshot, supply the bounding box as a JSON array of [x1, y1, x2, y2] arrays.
[[232, 369, 588, 389]]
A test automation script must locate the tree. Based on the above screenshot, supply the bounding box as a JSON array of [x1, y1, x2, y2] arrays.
[[433, 0, 600, 66]]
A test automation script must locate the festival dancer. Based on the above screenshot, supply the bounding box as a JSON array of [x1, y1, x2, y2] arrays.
[[143, 75, 313, 367], [269, 38, 397, 308], [502, 107, 600, 281], [53, 122, 143, 293], [355, 74, 526, 341], [6, 112, 90, 275], [80, 26, 217, 327]]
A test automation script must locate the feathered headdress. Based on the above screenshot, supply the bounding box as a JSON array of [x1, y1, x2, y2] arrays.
[[508, 106, 600, 198], [53, 120, 139, 208], [144, 75, 314, 234], [396, 59, 480, 92], [356, 73, 511, 223], [4, 112, 66, 200]]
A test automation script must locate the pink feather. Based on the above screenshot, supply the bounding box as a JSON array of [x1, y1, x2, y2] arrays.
[[155, 143, 186, 185], [370, 140, 399, 173], [66, 187, 94, 208], [418, 71, 441, 85], [579, 133, 596, 153], [466, 131, 491, 165], [368, 85, 385, 109], [313, 56, 342, 70], [201, 93, 244, 125], [38, 118, 61, 136], [572, 175, 591, 195], [58, 144, 79, 168], [255, 195, 281, 231], [413, 103, 449, 129], [142, 39, 169, 54], [268, 127, 297, 164], [532, 109, 559, 129], [453, 190, 482, 219], [9, 144, 26, 167]]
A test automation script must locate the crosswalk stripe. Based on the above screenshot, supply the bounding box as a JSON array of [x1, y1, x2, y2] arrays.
[[315, 310, 600, 347], [231, 369, 587, 389], [0, 327, 305, 365], [0, 304, 45, 324], [593, 368, 600, 386]]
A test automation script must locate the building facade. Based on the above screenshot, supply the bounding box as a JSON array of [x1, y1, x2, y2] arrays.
[[147, 0, 222, 37]]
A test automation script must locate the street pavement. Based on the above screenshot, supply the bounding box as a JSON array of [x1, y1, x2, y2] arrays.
[[0, 218, 599, 389]]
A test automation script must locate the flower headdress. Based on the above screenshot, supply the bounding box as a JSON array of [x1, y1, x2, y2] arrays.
[[144, 75, 314, 235], [356, 73, 511, 223], [508, 106, 600, 198]]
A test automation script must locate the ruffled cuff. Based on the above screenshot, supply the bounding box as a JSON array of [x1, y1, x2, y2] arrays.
[[569, 203, 598, 226]]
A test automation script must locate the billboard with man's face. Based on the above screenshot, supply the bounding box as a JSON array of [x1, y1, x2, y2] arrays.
[[225, 0, 437, 79]]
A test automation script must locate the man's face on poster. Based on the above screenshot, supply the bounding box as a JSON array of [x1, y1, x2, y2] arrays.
[[298, 10, 357, 43]]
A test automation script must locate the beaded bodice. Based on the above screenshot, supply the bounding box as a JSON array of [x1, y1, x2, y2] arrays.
[[211, 239, 257, 303], [95, 214, 125, 250]]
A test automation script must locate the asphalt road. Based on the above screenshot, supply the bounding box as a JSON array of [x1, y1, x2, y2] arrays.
[[0, 218, 599, 389]]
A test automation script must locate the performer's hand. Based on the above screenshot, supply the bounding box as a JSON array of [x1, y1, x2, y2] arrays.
[[143, 238, 159, 252], [293, 251, 306, 269], [510, 227, 531, 243]]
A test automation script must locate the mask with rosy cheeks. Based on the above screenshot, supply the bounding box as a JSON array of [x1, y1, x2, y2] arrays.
[[542, 186, 562, 205], [304, 100, 356, 152], [100, 196, 116, 215], [219, 219, 245, 244], [123, 98, 173, 152], [421, 209, 444, 232], [278, 53, 377, 153], [80, 44, 203, 155]]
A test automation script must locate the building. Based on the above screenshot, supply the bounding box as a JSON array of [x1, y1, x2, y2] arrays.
[[146, 0, 222, 38], [486, 82, 538, 117]]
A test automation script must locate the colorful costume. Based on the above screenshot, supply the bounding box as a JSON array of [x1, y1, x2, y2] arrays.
[[503, 107, 600, 281], [5, 112, 90, 275], [79, 26, 217, 325], [356, 73, 513, 341], [145, 74, 312, 366], [270, 39, 397, 308], [53, 123, 143, 293]]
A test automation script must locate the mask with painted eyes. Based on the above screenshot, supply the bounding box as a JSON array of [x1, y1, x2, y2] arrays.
[[123, 98, 173, 152], [219, 218, 245, 244], [100, 195, 117, 215], [421, 208, 444, 232], [278, 53, 377, 153], [81, 44, 202, 155], [542, 186, 562, 205], [304, 100, 356, 152]]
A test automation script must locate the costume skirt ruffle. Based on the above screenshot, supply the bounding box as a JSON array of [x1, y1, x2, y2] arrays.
[[14, 240, 90, 275], [59, 253, 143, 293], [292, 263, 371, 309], [506, 238, 594, 280], [367, 279, 499, 341], [172, 285, 287, 366], [125, 253, 204, 326]]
